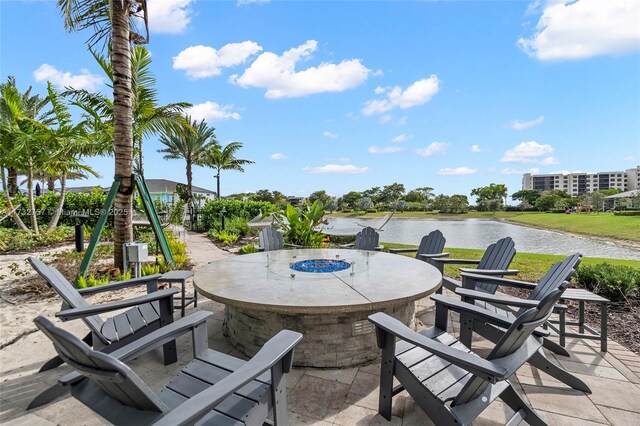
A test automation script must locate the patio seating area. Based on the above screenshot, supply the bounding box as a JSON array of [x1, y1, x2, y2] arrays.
[[1, 231, 639, 425]]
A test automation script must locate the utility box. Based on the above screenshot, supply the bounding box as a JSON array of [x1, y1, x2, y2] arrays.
[[124, 242, 149, 263]]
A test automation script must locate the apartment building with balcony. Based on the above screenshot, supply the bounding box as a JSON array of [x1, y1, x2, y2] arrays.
[[522, 166, 639, 196]]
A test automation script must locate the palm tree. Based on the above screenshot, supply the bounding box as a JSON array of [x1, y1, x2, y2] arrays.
[[201, 142, 254, 199], [57, 0, 149, 269], [158, 118, 215, 212]]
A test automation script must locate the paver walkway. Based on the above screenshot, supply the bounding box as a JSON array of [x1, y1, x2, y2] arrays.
[[1, 234, 639, 425]]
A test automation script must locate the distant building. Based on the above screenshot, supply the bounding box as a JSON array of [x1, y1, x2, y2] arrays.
[[62, 179, 217, 204], [522, 166, 639, 196]]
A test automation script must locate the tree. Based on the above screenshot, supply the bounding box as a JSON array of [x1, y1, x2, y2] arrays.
[[57, 0, 150, 269], [448, 194, 469, 213], [534, 194, 561, 211], [471, 183, 508, 212], [589, 191, 606, 213], [511, 189, 541, 206], [254, 189, 275, 203], [362, 186, 383, 204], [431, 194, 450, 212], [357, 196, 373, 211], [201, 141, 254, 199], [308, 190, 332, 207], [381, 182, 406, 205], [158, 118, 214, 213], [338, 191, 361, 210]]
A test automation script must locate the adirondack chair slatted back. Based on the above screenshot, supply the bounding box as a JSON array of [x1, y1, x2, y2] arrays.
[[526, 253, 582, 305], [355, 227, 380, 251], [259, 226, 285, 251], [34, 316, 168, 413], [473, 237, 516, 294], [415, 230, 446, 259], [28, 257, 105, 335], [452, 281, 568, 406]]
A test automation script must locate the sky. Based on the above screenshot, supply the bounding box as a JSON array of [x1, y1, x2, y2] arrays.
[[1, 0, 640, 202]]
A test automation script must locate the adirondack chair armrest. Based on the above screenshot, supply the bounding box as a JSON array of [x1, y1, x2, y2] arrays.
[[430, 295, 513, 329], [77, 274, 163, 295], [55, 288, 179, 321], [460, 272, 537, 290], [368, 312, 507, 382], [339, 243, 355, 248], [455, 288, 540, 309], [284, 243, 304, 249], [429, 258, 482, 265], [57, 311, 214, 387], [389, 247, 418, 253], [152, 330, 303, 426], [375, 245, 384, 251], [459, 268, 519, 276], [418, 252, 450, 259]]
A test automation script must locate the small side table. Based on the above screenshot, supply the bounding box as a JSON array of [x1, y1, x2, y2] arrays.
[[547, 288, 610, 352], [158, 270, 197, 317]]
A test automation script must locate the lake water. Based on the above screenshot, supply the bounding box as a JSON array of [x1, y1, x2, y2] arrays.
[[325, 217, 640, 260]]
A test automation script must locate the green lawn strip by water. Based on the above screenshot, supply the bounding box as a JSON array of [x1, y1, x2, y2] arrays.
[[383, 242, 640, 283]]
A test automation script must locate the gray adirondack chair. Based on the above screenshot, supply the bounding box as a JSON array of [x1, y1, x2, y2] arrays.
[[33, 314, 302, 425], [389, 229, 448, 262], [258, 226, 285, 251], [448, 252, 590, 393], [429, 236, 517, 293], [27, 257, 180, 409], [354, 226, 383, 251], [369, 280, 570, 425]]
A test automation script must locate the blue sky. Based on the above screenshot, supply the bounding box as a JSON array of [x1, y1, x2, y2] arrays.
[[1, 0, 639, 201]]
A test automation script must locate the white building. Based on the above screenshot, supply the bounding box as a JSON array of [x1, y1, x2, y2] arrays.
[[522, 166, 639, 196]]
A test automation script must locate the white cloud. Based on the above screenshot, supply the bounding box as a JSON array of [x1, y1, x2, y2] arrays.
[[510, 115, 544, 130], [471, 144, 482, 153], [147, 0, 193, 34], [368, 146, 405, 154], [540, 156, 560, 165], [304, 164, 369, 174], [186, 101, 241, 121], [518, 0, 640, 61], [33, 64, 103, 91], [624, 155, 637, 162], [231, 40, 370, 98], [173, 41, 262, 79], [323, 131, 339, 139], [437, 167, 478, 176], [416, 142, 449, 157], [270, 153, 287, 160], [502, 167, 540, 175], [501, 141, 554, 163], [379, 115, 393, 124], [392, 133, 411, 143], [362, 75, 440, 115]]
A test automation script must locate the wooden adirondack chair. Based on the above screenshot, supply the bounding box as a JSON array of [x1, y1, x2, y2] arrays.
[[447, 253, 591, 393], [33, 313, 303, 425], [27, 257, 180, 409], [369, 281, 570, 425], [354, 226, 383, 251], [258, 226, 285, 251], [429, 236, 517, 293], [389, 229, 448, 262]]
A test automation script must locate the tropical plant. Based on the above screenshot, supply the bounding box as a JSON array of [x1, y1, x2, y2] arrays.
[[158, 118, 214, 212], [201, 141, 254, 199], [471, 183, 508, 212], [208, 229, 240, 245], [57, 0, 150, 270], [274, 200, 326, 248]]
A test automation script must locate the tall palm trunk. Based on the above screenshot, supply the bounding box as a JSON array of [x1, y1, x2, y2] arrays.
[[136, 137, 144, 176], [48, 173, 66, 230], [7, 167, 17, 196], [26, 163, 39, 234], [186, 159, 193, 212], [215, 170, 221, 199], [47, 176, 56, 193], [1, 166, 29, 231], [111, 0, 134, 270]]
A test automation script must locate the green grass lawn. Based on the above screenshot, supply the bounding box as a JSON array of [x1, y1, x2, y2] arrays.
[[383, 242, 640, 282], [328, 211, 640, 242]]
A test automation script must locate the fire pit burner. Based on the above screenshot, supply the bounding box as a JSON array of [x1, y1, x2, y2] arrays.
[[290, 259, 351, 273]]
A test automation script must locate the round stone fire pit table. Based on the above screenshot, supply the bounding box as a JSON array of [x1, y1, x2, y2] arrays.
[[194, 248, 442, 367]]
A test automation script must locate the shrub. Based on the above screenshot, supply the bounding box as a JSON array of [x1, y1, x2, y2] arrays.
[[239, 243, 258, 254], [167, 199, 186, 225], [208, 229, 240, 245], [574, 263, 640, 303], [614, 210, 640, 216], [141, 264, 161, 276], [0, 226, 75, 252], [274, 201, 326, 248], [200, 199, 277, 230], [77, 274, 110, 288]]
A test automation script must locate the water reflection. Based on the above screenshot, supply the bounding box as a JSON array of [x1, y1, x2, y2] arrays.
[[326, 217, 640, 260]]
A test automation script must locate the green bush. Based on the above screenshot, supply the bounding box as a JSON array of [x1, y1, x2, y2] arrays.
[[200, 199, 277, 230], [208, 229, 240, 245], [239, 243, 258, 254], [614, 210, 640, 216], [574, 263, 640, 302], [0, 226, 75, 252], [275, 201, 326, 248]]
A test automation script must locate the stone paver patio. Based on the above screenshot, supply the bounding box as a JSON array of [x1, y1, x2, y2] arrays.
[[1, 232, 639, 425]]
